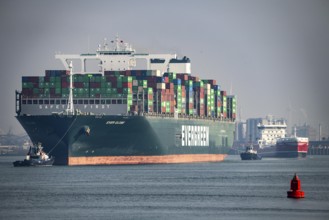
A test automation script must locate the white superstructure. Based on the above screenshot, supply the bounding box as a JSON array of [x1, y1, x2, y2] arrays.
[[55, 35, 191, 74], [257, 116, 287, 147]]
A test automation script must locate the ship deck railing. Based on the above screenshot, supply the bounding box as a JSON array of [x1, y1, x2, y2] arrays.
[[139, 112, 235, 122], [17, 93, 236, 122]]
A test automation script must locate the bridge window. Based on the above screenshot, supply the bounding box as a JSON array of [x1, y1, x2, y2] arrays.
[[95, 100, 100, 104], [56, 100, 60, 104], [73, 100, 77, 104], [89, 100, 94, 104], [45, 100, 49, 104], [38, 100, 44, 104], [33, 100, 37, 104], [106, 100, 111, 104], [27, 100, 32, 104], [111, 100, 117, 104], [117, 100, 122, 104], [22, 100, 26, 104], [78, 100, 83, 104], [84, 100, 88, 104], [101, 100, 106, 104], [61, 100, 67, 104], [50, 100, 54, 104]]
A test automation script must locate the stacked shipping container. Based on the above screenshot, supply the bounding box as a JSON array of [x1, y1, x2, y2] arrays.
[[21, 70, 236, 120], [227, 95, 237, 120]]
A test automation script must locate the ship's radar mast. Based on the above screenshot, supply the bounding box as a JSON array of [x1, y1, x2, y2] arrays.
[[96, 35, 134, 53]]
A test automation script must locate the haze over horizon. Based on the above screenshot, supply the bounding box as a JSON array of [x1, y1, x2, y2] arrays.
[[0, 0, 328, 136]]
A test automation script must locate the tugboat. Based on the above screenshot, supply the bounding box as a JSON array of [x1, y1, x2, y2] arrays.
[[13, 143, 54, 167], [240, 145, 262, 160]]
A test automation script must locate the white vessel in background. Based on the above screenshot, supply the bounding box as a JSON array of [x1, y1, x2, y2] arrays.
[[256, 117, 308, 158]]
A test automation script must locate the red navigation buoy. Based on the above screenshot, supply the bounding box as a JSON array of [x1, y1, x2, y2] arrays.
[[287, 173, 305, 198]]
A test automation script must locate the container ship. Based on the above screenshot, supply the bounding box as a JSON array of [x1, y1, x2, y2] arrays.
[[15, 36, 236, 165], [256, 118, 308, 158]]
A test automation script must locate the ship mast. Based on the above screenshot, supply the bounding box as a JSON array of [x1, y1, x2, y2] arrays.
[[66, 61, 74, 115]]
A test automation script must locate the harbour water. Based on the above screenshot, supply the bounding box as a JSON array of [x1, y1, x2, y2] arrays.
[[1, 155, 329, 220]]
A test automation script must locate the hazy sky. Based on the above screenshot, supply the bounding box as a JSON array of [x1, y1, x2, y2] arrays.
[[0, 0, 328, 135]]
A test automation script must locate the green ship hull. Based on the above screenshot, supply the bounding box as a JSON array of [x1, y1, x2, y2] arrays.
[[16, 115, 235, 165]]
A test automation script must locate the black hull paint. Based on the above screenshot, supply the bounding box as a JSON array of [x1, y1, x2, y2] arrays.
[[13, 157, 54, 167], [240, 152, 262, 160], [16, 115, 235, 165]]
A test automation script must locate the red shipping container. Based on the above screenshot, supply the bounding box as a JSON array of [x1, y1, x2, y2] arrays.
[[61, 76, 68, 82], [62, 82, 69, 88], [170, 106, 175, 113], [22, 88, 33, 96], [122, 82, 132, 88], [204, 79, 217, 86], [177, 73, 189, 81], [130, 105, 138, 112], [90, 82, 101, 88], [74, 82, 84, 88], [112, 81, 117, 87], [104, 71, 118, 76], [50, 94, 61, 98], [105, 76, 117, 83], [24, 77, 39, 83], [30, 82, 38, 88], [146, 81, 155, 87]]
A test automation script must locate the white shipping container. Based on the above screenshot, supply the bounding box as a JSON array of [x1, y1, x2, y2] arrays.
[[151, 70, 161, 76], [156, 83, 166, 90], [204, 83, 211, 90]]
